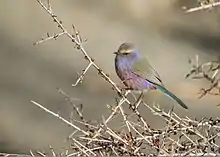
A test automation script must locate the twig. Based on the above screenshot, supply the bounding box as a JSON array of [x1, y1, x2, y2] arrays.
[[185, 1, 220, 13], [31, 100, 89, 136]]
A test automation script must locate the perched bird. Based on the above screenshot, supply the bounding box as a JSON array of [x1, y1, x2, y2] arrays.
[[114, 43, 188, 109]]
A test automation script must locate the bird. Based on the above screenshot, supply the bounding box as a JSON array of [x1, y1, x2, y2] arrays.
[[114, 42, 188, 109]]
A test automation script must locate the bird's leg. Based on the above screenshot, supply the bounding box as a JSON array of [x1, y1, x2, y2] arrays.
[[135, 91, 144, 107], [119, 88, 131, 97], [129, 91, 144, 111]]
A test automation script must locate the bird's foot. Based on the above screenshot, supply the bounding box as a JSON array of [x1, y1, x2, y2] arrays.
[[117, 87, 131, 97], [134, 92, 144, 106], [129, 92, 144, 111], [120, 88, 127, 95]]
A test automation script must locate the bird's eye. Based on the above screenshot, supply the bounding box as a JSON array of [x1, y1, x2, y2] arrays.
[[123, 52, 130, 55]]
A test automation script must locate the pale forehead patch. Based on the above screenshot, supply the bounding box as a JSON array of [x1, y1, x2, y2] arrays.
[[118, 43, 135, 53]]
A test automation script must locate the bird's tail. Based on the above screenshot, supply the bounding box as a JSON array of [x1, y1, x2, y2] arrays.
[[153, 83, 188, 109]]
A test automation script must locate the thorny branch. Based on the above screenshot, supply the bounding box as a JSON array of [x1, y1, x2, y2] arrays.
[[184, 0, 220, 13], [20, 0, 220, 156], [186, 55, 220, 99]]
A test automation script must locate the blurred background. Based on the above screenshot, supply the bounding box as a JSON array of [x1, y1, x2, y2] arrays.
[[0, 0, 220, 154]]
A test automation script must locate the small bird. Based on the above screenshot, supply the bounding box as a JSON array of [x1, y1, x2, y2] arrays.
[[114, 43, 188, 109]]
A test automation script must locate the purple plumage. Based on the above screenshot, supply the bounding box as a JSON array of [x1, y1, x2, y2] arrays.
[[114, 43, 188, 109], [114, 52, 154, 91]]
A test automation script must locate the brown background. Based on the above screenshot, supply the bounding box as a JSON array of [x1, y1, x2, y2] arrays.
[[0, 0, 220, 153]]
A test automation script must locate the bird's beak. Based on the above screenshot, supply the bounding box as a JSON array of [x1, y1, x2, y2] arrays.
[[113, 51, 119, 55]]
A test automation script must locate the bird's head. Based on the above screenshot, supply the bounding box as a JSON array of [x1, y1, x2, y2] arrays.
[[114, 43, 136, 56], [114, 42, 140, 61]]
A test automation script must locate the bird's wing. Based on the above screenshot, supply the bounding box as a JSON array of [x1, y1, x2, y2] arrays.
[[131, 57, 164, 86]]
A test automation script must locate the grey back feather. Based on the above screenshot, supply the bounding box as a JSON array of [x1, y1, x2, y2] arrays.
[[131, 57, 164, 86]]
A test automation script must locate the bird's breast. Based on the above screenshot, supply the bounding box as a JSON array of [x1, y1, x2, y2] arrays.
[[115, 56, 155, 90], [116, 67, 154, 90]]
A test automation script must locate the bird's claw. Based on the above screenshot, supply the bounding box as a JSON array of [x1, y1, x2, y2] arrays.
[[120, 88, 127, 95]]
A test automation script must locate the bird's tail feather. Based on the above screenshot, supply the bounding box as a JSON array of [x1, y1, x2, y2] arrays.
[[153, 83, 188, 109]]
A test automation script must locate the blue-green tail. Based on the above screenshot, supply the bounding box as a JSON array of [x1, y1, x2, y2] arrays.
[[153, 83, 188, 109]]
